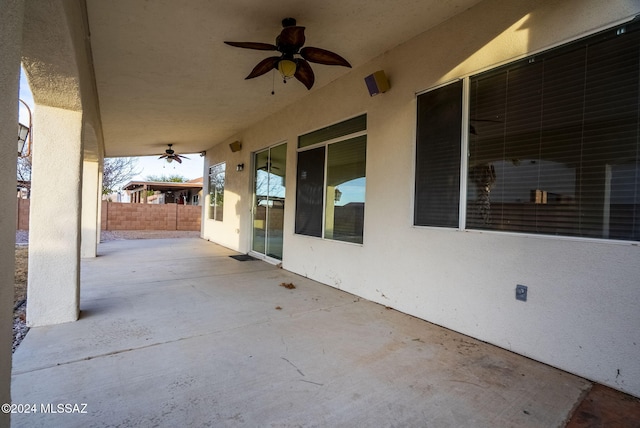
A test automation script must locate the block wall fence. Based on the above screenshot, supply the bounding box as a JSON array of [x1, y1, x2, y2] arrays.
[[16, 200, 201, 231]]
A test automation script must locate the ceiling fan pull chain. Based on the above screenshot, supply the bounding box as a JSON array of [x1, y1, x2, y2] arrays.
[[271, 69, 275, 95]]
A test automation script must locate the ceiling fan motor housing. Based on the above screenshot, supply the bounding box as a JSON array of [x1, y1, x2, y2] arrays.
[[282, 18, 296, 27]]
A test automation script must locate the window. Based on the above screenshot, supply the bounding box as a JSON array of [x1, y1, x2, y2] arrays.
[[414, 20, 640, 242], [208, 163, 225, 221], [414, 81, 462, 227], [295, 115, 367, 244], [467, 22, 640, 240]]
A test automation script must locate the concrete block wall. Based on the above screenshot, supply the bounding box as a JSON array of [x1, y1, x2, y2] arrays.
[[16, 198, 30, 230], [176, 205, 201, 231], [100, 202, 201, 231]]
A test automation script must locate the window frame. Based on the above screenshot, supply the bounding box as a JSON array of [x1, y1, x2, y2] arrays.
[[295, 115, 367, 244], [414, 79, 466, 229], [413, 17, 640, 244], [208, 162, 225, 222]]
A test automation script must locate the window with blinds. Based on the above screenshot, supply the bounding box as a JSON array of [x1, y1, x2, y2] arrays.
[[467, 22, 640, 240], [414, 21, 640, 241], [414, 81, 463, 227]]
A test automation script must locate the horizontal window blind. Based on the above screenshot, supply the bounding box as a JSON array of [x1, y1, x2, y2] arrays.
[[415, 81, 462, 227], [295, 147, 325, 237], [467, 23, 640, 241]]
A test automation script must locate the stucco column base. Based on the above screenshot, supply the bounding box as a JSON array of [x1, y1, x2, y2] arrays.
[[28, 106, 83, 327]]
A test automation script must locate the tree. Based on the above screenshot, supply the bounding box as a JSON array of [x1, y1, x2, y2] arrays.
[[145, 174, 187, 183], [17, 155, 32, 198], [102, 157, 141, 195]]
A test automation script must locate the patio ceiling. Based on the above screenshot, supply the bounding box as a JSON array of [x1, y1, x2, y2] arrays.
[[78, 0, 482, 158]]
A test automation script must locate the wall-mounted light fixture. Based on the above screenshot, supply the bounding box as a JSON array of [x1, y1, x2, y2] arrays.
[[199, 151, 206, 157], [18, 99, 32, 157], [236, 163, 244, 172], [364, 70, 390, 96], [18, 123, 29, 156], [229, 141, 242, 152]]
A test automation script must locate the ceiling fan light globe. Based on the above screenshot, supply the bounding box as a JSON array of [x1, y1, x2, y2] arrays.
[[278, 59, 297, 79], [166, 157, 173, 164]]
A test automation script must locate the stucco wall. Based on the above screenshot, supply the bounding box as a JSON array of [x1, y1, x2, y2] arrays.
[[203, 0, 640, 396], [1, 0, 25, 422]]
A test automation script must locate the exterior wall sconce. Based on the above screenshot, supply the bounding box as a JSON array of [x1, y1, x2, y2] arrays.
[[236, 163, 244, 172], [229, 141, 242, 152], [18, 99, 32, 157], [18, 123, 29, 156]]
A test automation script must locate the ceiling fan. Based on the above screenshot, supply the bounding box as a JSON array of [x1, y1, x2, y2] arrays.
[[224, 18, 352, 90], [158, 144, 189, 164]]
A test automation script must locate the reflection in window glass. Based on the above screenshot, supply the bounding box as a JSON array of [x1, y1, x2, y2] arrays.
[[209, 162, 225, 221], [325, 136, 366, 243], [295, 116, 367, 243], [253, 144, 287, 260]]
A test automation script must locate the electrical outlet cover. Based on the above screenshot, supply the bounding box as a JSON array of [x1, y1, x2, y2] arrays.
[[516, 284, 528, 301]]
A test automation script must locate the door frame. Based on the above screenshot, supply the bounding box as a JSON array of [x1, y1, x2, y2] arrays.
[[248, 141, 287, 265]]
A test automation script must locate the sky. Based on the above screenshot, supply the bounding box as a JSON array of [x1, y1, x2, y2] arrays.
[[130, 154, 204, 182], [19, 68, 204, 184]]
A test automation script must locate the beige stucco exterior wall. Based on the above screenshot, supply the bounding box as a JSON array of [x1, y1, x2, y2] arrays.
[[203, 0, 640, 397], [0, 0, 26, 424]]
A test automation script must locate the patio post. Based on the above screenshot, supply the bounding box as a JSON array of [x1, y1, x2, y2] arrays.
[[27, 105, 83, 326], [81, 159, 100, 258]]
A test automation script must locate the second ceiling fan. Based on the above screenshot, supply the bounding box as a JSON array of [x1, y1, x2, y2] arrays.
[[159, 144, 189, 164], [224, 18, 352, 90]]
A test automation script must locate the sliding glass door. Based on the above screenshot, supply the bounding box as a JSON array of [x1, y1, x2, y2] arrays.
[[252, 143, 287, 260]]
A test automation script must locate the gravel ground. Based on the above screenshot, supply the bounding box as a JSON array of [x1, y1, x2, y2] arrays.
[[15, 230, 28, 245], [100, 230, 201, 241], [13, 300, 27, 353], [16, 229, 200, 244], [12, 229, 200, 351]]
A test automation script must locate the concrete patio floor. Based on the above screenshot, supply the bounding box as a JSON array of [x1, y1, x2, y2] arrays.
[[11, 237, 592, 427]]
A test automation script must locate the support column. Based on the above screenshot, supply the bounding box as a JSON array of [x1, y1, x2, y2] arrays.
[[0, 0, 25, 422], [28, 105, 83, 326], [81, 160, 99, 258], [97, 163, 103, 241]]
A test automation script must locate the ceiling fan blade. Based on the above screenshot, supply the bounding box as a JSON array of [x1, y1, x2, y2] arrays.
[[174, 156, 183, 164], [294, 59, 315, 90], [246, 57, 280, 79], [159, 154, 168, 159], [278, 26, 305, 48], [224, 41, 277, 51], [300, 47, 351, 67], [178, 154, 190, 160]]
